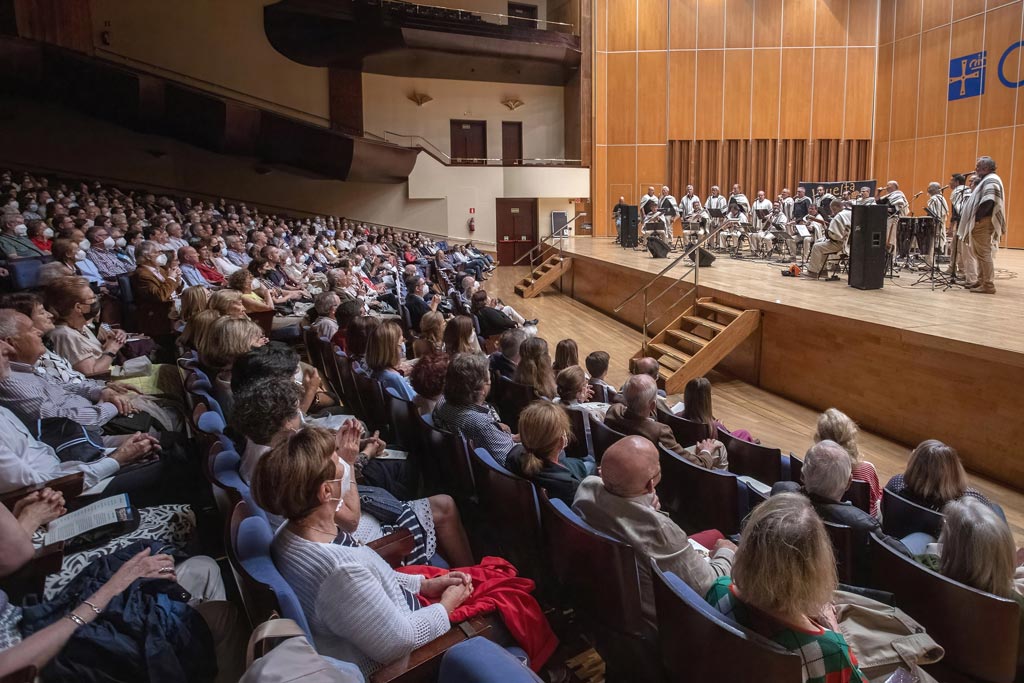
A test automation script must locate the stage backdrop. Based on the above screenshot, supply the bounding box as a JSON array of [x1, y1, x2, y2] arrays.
[[796, 179, 878, 198]]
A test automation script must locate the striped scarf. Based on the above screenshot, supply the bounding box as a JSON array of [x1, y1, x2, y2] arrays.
[[958, 172, 1006, 242]]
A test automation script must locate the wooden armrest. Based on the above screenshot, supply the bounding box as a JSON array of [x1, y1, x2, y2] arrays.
[[0, 665, 38, 683], [0, 543, 65, 603], [369, 615, 496, 683], [367, 529, 415, 568], [86, 370, 112, 380], [0, 473, 85, 510]]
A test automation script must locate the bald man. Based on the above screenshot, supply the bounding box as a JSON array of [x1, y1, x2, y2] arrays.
[[605, 374, 726, 469], [572, 436, 736, 630]]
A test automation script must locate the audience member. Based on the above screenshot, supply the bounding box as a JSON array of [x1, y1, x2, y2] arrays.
[[412, 310, 444, 358], [331, 298, 364, 352], [366, 321, 415, 401], [405, 276, 439, 331], [85, 224, 132, 279], [552, 339, 579, 374], [131, 241, 181, 303], [489, 327, 526, 380], [409, 351, 449, 417], [885, 439, 995, 512], [225, 268, 274, 314], [681, 376, 755, 443], [208, 289, 248, 318], [814, 408, 881, 517], [585, 350, 616, 402], [513, 336, 556, 399], [197, 316, 265, 375], [442, 315, 480, 355], [554, 365, 608, 420], [345, 315, 380, 369], [178, 285, 211, 331], [573, 436, 734, 630], [311, 291, 341, 339], [507, 401, 591, 505], [433, 353, 516, 466]]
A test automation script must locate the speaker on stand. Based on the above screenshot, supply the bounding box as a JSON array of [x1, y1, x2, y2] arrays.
[[620, 206, 639, 248], [848, 205, 887, 290]]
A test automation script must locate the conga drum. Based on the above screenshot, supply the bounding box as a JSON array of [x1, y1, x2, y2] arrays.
[[897, 217, 915, 259]]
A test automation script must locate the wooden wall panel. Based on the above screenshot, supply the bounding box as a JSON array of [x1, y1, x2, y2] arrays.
[[874, 41, 893, 142], [873, 141, 890, 183], [981, 2, 1022, 130], [779, 48, 813, 137], [754, 0, 783, 47], [606, 52, 636, 144], [879, 0, 897, 44], [607, 0, 636, 51], [782, 0, 816, 46], [1011, 125, 1024, 248], [811, 48, 846, 138], [946, 14, 984, 133], [911, 136, 945, 213], [943, 131, 977, 180], [976, 128, 1014, 175], [637, 0, 668, 50], [847, 0, 878, 46], [725, 0, 755, 49], [696, 0, 726, 49], [667, 51, 696, 139], [637, 145, 667, 191], [607, 145, 636, 197], [594, 52, 607, 145], [952, 0, 986, 21], [815, 0, 849, 46], [915, 26, 950, 139], [890, 37, 920, 141], [894, 0, 923, 40], [637, 52, 667, 144], [694, 50, 725, 139], [723, 50, 753, 139], [669, 0, 698, 49], [922, 0, 952, 31], [594, 0, 607, 50], [592, 146, 609, 235], [751, 48, 781, 138], [844, 47, 875, 138], [886, 139, 916, 188]]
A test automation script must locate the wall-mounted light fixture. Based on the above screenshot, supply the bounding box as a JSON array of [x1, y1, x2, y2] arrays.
[[407, 92, 433, 106], [501, 98, 525, 111]]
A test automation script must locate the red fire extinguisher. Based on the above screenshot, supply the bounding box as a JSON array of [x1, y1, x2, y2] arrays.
[[468, 217, 476, 233]]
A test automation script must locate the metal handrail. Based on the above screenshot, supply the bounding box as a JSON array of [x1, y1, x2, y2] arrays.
[[376, 0, 576, 31], [512, 214, 586, 266], [382, 131, 582, 166], [613, 223, 727, 354]]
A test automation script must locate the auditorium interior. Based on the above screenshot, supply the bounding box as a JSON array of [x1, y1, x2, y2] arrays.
[[0, 0, 1023, 681]]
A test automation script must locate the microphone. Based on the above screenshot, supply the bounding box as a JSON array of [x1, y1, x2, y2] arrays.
[[912, 191, 924, 199], [939, 184, 949, 191]]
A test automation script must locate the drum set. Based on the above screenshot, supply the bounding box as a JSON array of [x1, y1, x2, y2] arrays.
[[894, 215, 959, 289]]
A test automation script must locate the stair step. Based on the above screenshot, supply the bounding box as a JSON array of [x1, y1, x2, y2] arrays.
[[657, 364, 675, 381], [698, 300, 744, 318], [666, 329, 710, 348], [514, 285, 526, 295], [683, 315, 726, 332], [650, 343, 692, 365]]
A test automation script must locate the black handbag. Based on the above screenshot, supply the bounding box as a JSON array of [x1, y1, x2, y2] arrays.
[[31, 417, 105, 463], [356, 485, 406, 524]]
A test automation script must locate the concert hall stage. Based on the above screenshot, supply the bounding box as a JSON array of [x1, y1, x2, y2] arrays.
[[550, 237, 1024, 491]]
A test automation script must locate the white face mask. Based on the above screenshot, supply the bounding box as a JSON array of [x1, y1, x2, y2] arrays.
[[126, 244, 135, 257], [252, 279, 262, 290], [79, 239, 91, 251], [28, 203, 38, 212], [285, 257, 293, 266], [115, 237, 127, 248], [74, 249, 87, 261], [102, 237, 116, 249], [14, 224, 27, 237], [155, 253, 168, 267], [43, 227, 54, 238], [398, 341, 407, 359], [468, 332, 478, 347], [326, 459, 352, 512]]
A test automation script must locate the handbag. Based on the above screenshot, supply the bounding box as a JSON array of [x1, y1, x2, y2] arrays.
[[31, 417, 105, 463], [356, 485, 406, 524], [239, 618, 363, 683]]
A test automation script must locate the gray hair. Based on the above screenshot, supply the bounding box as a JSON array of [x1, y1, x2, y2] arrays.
[[500, 327, 528, 360], [977, 156, 996, 173], [0, 309, 23, 340], [802, 440, 852, 501], [622, 374, 657, 415], [135, 240, 161, 264], [443, 352, 490, 405], [313, 291, 340, 317]]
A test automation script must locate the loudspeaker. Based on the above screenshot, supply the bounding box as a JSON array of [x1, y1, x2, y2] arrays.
[[688, 246, 716, 267], [620, 205, 639, 248], [647, 235, 671, 258], [848, 205, 887, 290]]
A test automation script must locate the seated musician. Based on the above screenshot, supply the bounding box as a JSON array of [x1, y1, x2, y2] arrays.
[[784, 215, 815, 263], [719, 204, 748, 252], [804, 200, 851, 279], [751, 201, 785, 257]]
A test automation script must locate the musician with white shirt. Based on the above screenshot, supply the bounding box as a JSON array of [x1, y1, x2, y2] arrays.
[[704, 186, 728, 248], [854, 187, 876, 206], [876, 180, 909, 252], [805, 200, 851, 278], [729, 184, 750, 215], [719, 204, 748, 253], [779, 188, 794, 221], [659, 186, 681, 239], [639, 186, 659, 219]]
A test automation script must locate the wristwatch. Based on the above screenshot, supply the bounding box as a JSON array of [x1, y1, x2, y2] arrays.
[[103, 351, 117, 358]]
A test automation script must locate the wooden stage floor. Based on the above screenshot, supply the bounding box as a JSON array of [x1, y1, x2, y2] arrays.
[[559, 237, 1024, 361]]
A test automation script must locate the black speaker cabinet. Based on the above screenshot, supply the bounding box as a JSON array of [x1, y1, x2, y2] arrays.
[[848, 205, 887, 290], [688, 246, 716, 267], [647, 235, 671, 258], [620, 205, 639, 248]]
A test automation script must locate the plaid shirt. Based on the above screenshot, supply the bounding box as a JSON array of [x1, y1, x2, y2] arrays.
[[705, 577, 865, 683], [86, 247, 132, 278], [431, 397, 515, 466]]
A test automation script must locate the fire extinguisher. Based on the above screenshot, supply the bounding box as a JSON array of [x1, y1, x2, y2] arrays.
[[468, 217, 476, 233]]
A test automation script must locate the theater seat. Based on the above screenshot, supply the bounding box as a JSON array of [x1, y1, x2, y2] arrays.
[[438, 638, 540, 683], [587, 413, 626, 463], [656, 445, 747, 536], [880, 489, 944, 539]]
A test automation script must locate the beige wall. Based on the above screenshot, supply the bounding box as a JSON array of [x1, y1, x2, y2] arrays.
[[90, 0, 330, 125], [873, 0, 1024, 247], [537, 197, 580, 236], [0, 97, 446, 230], [362, 74, 567, 160]]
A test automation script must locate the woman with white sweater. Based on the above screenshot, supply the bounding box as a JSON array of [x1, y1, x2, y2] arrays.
[[251, 424, 474, 675]]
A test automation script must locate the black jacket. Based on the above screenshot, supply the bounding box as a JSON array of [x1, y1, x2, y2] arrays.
[[489, 352, 517, 380], [405, 292, 431, 331], [475, 306, 518, 338]]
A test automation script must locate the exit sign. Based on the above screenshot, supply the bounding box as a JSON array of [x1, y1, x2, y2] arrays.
[[469, 208, 475, 214]]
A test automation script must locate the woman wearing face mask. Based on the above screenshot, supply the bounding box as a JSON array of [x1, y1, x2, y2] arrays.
[[130, 240, 181, 304], [37, 238, 81, 287], [25, 219, 51, 253]]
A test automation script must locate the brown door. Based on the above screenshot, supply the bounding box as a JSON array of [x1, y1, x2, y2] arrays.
[[450, 120, 487, 164], [575, 199, 592, 235], [507, 2, 538, 28], [501, 122, 523, 165], [495, 198, 538, 265]]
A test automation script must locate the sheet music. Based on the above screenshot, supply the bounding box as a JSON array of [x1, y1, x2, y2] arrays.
[[43, 494, 132, 544], [795, 224, 811, 238]]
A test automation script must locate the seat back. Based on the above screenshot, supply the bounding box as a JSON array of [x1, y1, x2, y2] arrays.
[[651, 563, 802, 682], [718, 431, 784, 485], [588, 382, 616, 404], [134, 299, 174, 337], [423, 421, 476, 502], [353, 370, 390, 435], [656, 446, 745, 536], [537, 494, 647, 638], [868, 534, 1020, 682], [227, 501, 312, 638], [823, 521, 856, 585], [301, 326, 323, 373], [334, 351, 365, 421], [8, 257, 42, 290], [249, 309, 275, 336], [656, 407, 715, 448], [469, 448, 542, 581], [587, 413, 626, 463], [842, 479, 871, 514], [439, 637, 543, 683], [318, 338, 345, 399], [880, 488, 944, 539], [384, 389, 421, 452], [564, 406, 592, 460], [491, 376, 536, 432]]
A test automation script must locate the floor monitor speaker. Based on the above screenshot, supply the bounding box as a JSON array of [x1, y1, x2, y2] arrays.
[[688, 246, 716, 267], [647, 235, 671, 258]]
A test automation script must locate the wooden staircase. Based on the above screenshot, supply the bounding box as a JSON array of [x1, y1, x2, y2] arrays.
[[638, 297, 760, 395], [514, 255, 573, 299]]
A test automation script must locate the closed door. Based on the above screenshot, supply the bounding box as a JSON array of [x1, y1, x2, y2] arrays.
[[496, 198, 537, 265], [507, 2, 538, 28], [450, 120, 487, 164], [501, 122, 523, 165], [575, 200, 592, 235]]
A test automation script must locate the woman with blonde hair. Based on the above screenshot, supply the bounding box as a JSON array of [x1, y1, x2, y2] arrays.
[[885, 439, 994, 512], [814, 408, 881, 516], [442, 315, 479, 355], [513, 336, 556, 400], [178, 309, 221, 352], [178, 286, 210, 330], [198, 316, 266, 374], [365, 321, 415, 401], [705, 493, 865, 683], [508, 401, 591, 505], [208, 289, 248, 319], [413, 311, 444, 358]]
